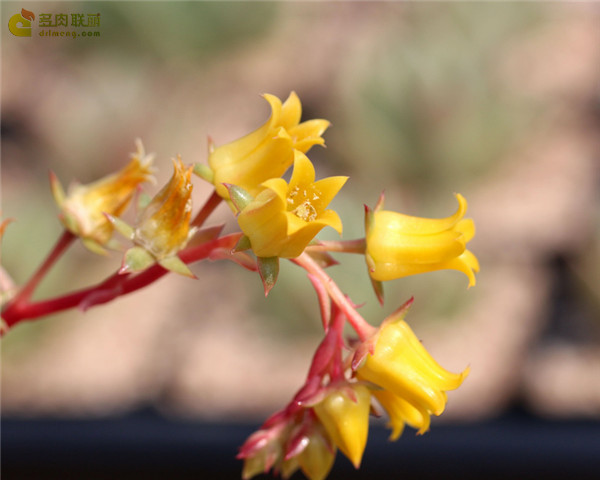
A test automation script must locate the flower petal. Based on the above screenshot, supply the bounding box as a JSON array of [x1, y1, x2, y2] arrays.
[[310, 176, 348, 213], [279, 91, 301, 130], [289, 119, 330, 153], [455, 218, 475, 243], [370, 229, 466, 265], [375, 194, 468, 236], [289, 151, 316, 189], [313, 385, 371, 469]]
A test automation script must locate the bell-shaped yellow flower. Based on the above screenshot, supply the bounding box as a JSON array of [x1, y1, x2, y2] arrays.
[[50, 140, 154, 254], [356, 314, 469, 437], [236, 151, 347, 258], [372, 389, 430, 440], [312, 384, 371, 469], [208, 92, 330, 201], [365, 193, 479, 286]]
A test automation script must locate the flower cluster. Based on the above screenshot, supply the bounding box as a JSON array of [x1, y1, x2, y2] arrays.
[[238, 300, 468, 479], [2, 92, 479, 480]]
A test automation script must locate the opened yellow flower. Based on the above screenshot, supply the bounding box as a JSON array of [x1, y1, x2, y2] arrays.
[[236, 151, 347, 259], [372, 389, 430, 440], [356, 311, 468, 438], [112, 157, 197, 277], [365, 193, 479, 286], [208, 92, 330, 201], [313, 384, 371, 469], [50, 139, 154, 254]]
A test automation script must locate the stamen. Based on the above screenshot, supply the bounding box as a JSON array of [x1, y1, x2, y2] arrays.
[[293, 201, 317, 222]]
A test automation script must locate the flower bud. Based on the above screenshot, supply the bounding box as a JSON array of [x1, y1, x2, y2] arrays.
[[313, 384, 371, 468]]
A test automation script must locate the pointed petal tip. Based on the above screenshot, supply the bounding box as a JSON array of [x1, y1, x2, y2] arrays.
[[118, 264, 131, 275], [374, 191, 385, 212]]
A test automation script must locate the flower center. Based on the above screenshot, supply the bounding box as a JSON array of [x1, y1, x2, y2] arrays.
[[287, 185, 320, 222], [293, 201, 317, 222]]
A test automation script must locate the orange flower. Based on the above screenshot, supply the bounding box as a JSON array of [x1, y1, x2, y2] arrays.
[[51, 139, 154, 254], [111, 157, 197, 277]]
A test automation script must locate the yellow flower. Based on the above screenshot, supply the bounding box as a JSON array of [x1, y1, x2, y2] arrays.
[[236, 151, 347, 258], [280, 423, 336, 480], [293, 428, 336, 480], [112, 157, 197, 277], [365, 193, 479, 286], [356, 312, 469, 438], [50, 139, 154, 254], [372, 389, 430, 439], [312, 384, 371, 469], [208, 92, 330, 201]]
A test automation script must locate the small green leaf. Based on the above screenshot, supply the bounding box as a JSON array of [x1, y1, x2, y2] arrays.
[[233, 234, 252, 252], [158, 255, 196, 278], [224, 184, 254, 213], [61, 211, 79, 235], [137, 192, 152, 211], [120, 246, 155, 274], [364, 205, 374, 235], [49, 171, 66, 207], [82, 238, 108, 256], [257, 256, 279, 296], [370, 277, 384, 306], [105, 237, 125, 252], [105, 214, 134, 240], [387, 297, 414, 324], [193, 163, 214, 183]]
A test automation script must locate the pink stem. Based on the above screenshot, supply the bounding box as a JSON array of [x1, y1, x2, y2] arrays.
[[2, 233, 241, 329], [191, 190, 222, 228], [305, 238, 366, 254], [292, 252, 375, 341], [2, 230, 75, 319]]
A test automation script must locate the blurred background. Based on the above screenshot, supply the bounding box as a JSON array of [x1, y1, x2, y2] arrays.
[[2, 1, 600, 479]]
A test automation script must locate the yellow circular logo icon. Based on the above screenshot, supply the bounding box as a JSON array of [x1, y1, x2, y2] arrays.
[[9, 9, 35, 37]]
